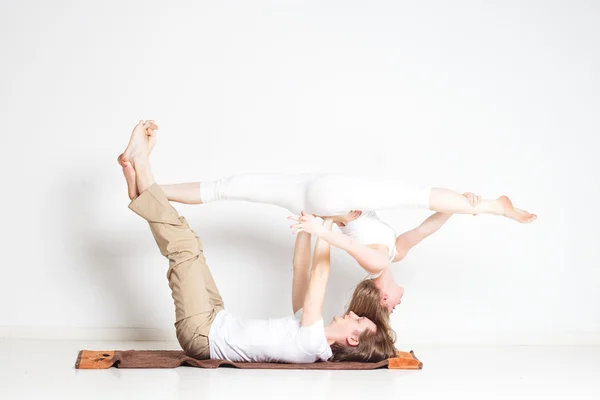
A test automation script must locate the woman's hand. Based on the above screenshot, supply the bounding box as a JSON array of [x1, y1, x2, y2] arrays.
[[288, 212, 326, 235]]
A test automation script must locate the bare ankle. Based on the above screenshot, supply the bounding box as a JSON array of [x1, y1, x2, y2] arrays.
[[132, 160, 155, 193], [131, 155, 149, 169], [137, 177, 156, 194]]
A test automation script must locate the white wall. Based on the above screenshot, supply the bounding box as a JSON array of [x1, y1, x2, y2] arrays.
[[1, 0, 598, 344]]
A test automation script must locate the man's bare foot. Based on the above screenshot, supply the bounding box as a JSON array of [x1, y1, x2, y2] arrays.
[[146, 120, 158, 154], [497, 196, 537, 223], [122, 162, 138, 200], [117, 154, 138, 200], [121, 120, 156, 165]]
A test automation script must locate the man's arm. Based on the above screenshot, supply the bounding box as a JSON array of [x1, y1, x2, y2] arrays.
[[300, 219, 334, 327], [292, 230, 312, 315]]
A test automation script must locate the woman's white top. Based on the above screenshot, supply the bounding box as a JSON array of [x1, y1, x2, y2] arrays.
[[338, 211, 397, 279]]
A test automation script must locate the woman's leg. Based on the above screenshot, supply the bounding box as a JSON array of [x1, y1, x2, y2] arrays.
[[163, 174, 315, 215], [429, 188, 536, 223], [161, 182, 202, 204], [305, 174, 432, 215], [305, 174, 536, 223], [161, 173, 535, 223]]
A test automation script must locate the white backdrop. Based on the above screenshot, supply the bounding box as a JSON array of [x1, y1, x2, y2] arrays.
[[1, 0, 598, 344]]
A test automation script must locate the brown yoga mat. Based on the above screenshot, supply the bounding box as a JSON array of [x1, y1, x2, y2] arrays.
[[76, 349, 423, 370]]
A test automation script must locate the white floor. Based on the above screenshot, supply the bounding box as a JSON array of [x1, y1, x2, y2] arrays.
[[1, 340, 599, 400]]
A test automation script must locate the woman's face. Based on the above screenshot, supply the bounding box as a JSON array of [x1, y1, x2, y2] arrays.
[[381, 284, 404, 314]]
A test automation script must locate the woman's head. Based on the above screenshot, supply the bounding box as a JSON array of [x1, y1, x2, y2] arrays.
[[348, 279, 404, 318], [380, 280, 404, 314], [350, 277, 404, 315]]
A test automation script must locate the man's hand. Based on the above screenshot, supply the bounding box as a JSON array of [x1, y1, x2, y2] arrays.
[[463, 192, 481, 216], [288, 212, 326, 235]]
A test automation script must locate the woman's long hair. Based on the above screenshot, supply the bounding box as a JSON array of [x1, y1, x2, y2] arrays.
[[329, 279, 397, 362]]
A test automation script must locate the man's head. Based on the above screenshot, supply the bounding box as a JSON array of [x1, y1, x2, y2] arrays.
[[328, 311, 397, 363], [328, 311, 377, 346]]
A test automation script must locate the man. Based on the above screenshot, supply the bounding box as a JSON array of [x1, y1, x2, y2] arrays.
[[116, 120, 396, 363]]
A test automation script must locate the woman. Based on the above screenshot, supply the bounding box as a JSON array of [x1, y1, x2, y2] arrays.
[[159, 174, 535, 312], [124, 121, 536, 315], [119, 120, 396, 363]]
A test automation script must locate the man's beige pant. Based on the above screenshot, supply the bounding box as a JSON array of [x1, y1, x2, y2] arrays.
[[129, 184, 224, 359]]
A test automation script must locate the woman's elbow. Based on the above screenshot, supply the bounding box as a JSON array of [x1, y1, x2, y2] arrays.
[[363, 260, 388, 274]]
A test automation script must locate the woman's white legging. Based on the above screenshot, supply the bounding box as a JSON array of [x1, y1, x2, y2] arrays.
[[200, 173, 432, 216]]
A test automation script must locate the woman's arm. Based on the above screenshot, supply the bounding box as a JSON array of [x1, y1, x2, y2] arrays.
[[299, 218, 334, 327], [290, 214, 390, 274], [392, 192, 480, 262], [292, 228, 312, 314], [392, 212, 453, 262], [316, 229, 390, 274]]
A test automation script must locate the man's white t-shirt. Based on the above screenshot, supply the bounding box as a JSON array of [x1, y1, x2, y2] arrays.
[[208, 308, 333, 363]]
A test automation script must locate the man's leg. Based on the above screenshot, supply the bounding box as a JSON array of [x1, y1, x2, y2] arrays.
[[192, 234, 225, 310], [128, 185, 223, 358], [123, 121, 223, 358], [118, 120, 157, 200]]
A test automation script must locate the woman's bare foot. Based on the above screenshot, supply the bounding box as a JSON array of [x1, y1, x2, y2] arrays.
[[121, 120, 157, 164], [497, 196, 537, 223]]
